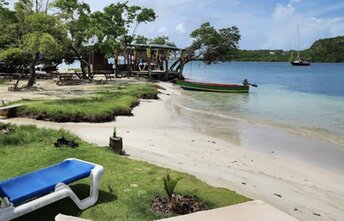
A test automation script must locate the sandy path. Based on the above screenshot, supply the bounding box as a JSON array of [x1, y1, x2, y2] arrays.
[[1, 82, 344, 221]]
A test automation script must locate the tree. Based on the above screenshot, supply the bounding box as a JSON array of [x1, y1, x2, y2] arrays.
[[90, 2, 156, 55], [0, 0, 66, 87], [52, 0, 93, 79], [0, 3, 21, 72], [171, 22, 240, 73]]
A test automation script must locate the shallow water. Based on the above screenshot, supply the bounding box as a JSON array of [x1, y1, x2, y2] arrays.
[[179, 62, 344, 146]]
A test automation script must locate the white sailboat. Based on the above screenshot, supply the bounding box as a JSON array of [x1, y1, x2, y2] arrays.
[[291, 24, 311, 66]]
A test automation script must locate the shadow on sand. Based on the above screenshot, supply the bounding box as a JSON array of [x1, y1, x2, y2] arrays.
[[13, 184, 117, 221]]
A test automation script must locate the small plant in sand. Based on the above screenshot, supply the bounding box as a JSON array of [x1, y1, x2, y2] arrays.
[[163, 173, 183, 208], [150, 173, 206, 215], [113, 127, 116, 137]]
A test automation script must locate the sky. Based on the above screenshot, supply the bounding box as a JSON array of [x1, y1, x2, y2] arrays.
[[8, 0, 344, 50]]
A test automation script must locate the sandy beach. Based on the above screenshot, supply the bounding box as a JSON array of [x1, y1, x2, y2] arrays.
[[1, 80, 344, 221]]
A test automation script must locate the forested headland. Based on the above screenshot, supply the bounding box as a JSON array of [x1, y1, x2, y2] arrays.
[[235, 36, 344, 63]]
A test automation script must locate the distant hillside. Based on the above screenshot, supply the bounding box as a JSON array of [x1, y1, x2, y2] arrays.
[[304, 36, 344, 62], [235, 50, 291, 62], [234, 36, 344, 63]]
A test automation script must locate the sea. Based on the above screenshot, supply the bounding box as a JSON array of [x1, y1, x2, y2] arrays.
[[178, 61, 344, 150]]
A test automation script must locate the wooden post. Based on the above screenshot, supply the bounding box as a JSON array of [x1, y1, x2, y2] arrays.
[[109, 136, 123, 154], [147, 47, 151, 79], [164, 49, 169, 80], [133, 49, 138, 71], [114, 49, 119, 67], [156, 49, 159, 69]]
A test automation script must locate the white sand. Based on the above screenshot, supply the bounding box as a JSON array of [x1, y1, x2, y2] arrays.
[[1, 81, 344, 221]]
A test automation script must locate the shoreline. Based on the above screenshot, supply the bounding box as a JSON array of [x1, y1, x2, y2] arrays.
[[1, 81, 344, 221], [172, 97, 344, 172]]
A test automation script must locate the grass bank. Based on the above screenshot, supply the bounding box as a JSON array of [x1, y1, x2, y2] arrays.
[[0, 124, 249, 221], [16, 83, 159, 122]]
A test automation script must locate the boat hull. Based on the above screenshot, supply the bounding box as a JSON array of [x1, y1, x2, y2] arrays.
[[175, 80, 249, 93], [291, 61, 311, 66]]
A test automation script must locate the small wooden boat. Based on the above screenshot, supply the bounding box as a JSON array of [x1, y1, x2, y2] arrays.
[[175, 80, 256, 93]]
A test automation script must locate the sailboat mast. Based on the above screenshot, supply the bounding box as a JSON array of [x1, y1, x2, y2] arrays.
[[297, 24, 300, 60]]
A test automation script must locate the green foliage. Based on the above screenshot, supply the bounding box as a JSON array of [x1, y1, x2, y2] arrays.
[[136, 8, 156, 23], [187, 22, 240, 64], [23, 32, 59, 59], [52, 0, 92, 54], [0, 123, 71, 146], [305, 36, 344, 62], [90, 2, 156, 53], [134, 35, 149, 44], [150, 36, 176, 47], [0, 125, 249, 220], [234, 36, 344, 62], [163, 174, 183, 201], [0, 1, 67, 86], [0, 48, 25, 62], [0, 5, 18, 49], [235, 49, 291, 62]]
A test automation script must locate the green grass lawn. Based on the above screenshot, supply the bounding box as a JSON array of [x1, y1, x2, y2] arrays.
[[15, 83, 159, 122], [0, 124, 249, 221]]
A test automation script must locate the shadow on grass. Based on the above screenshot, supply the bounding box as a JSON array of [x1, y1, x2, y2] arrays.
[[13, 184, 117, 221]]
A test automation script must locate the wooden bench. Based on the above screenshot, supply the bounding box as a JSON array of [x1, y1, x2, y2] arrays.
[[104, 73, 115, 81], [59, 74, 74, 81], [0, 104, 23, 118]]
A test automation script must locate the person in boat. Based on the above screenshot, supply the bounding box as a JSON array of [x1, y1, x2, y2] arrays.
[[243, 79, 249, 86]]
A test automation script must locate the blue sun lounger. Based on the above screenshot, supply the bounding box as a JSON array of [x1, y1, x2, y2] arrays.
[[0, 158, 104, 221]]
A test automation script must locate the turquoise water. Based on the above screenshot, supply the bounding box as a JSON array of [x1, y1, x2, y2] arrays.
[[180, 62, 344, 146]]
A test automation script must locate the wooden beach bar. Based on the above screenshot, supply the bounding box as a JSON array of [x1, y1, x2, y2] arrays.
[[113, 43, 185, 81]]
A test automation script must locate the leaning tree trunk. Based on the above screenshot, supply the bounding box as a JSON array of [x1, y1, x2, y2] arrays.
[[70, 46, 89, 79], [26, 57, 38, 87], [79, 59, 89, 79]]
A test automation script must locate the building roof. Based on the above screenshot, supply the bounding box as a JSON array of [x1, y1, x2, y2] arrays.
[[130, 43, 182, 51]]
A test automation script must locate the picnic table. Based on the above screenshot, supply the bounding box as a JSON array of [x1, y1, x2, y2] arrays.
[[57, 73, 74, 85]]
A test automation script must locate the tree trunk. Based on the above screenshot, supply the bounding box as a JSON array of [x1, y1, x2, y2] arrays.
[[70, 46, 89, 79], [26, 58, 38, 88], [79, 59, 88, 79]]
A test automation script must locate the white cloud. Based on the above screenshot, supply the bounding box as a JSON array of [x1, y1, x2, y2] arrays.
[[329, 20, 344, 36], [176, 23, 186, 33], [273, 3, 295, 19], [79, 0, 344, 50], [259, 2, 344, 50]]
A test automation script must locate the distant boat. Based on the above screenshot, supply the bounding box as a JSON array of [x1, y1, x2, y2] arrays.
[[291, 24, 311, 66], [174, 79, 257, 93]]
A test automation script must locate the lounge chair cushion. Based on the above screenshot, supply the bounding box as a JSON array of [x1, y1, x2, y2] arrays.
[[0, 159, 95, 206]]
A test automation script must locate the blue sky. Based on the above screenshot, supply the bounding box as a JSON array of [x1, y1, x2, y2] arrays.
[[9, 0, 344, 50]]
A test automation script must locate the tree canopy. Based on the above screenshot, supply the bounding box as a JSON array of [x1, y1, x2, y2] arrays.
[[187, 22, 240, 64], [0, 0, 67, 86], [90, 2, 156, 54], [170, 22, 241, 73]]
